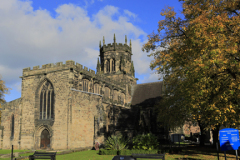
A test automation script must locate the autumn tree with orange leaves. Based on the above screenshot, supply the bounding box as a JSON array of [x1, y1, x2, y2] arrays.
[[143, 0, 240, 147]]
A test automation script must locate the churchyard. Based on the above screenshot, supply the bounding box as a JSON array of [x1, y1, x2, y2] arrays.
[[0, 137, 238, 160], [0, 146, 238, 160]]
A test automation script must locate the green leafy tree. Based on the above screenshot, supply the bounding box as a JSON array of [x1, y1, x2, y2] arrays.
[[142, 0, 240, 147]]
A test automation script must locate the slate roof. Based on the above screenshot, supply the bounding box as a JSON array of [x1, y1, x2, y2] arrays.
[[131, 81, 164, 106]]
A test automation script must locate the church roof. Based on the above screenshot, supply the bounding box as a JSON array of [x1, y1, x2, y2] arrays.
[[131, 81, 163, 106], [1, 98, 22, 110]]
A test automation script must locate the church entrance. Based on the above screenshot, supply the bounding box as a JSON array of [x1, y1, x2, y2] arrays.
[[40, 129, 50, 149]]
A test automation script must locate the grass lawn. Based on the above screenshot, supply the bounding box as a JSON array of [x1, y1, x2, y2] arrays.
[[0, 145, 238, 160], [0, 149, 32, 154]]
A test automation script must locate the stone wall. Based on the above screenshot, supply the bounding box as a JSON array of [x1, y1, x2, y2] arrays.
[[69, 89, 104, 149], [1, 98, 22, 149]]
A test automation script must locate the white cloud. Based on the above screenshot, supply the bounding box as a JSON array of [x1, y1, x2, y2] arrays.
[[139, 72, 163, 84], [0, 0, 153, 101], [124, 10, 137, 19], [11, 82, 22, 93]]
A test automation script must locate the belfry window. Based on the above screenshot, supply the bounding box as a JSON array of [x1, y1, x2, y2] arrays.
[[106, 60, 110, 72], [39, 80, 54, 120], [11, 115, 14, 139], [112, 59, 115, 72]]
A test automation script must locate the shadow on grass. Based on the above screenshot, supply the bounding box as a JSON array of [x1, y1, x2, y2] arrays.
[[174, 158, 201, 160], [175, 144, 239, 159]]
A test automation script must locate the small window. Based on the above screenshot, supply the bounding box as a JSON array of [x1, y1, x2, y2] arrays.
[[83, 79, 88, 92]]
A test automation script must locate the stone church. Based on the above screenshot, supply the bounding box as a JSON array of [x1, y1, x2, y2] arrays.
[[0, 34, 200, 151]]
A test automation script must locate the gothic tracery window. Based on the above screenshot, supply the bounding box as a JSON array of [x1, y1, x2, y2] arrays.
[[39, 80, 54, 120]]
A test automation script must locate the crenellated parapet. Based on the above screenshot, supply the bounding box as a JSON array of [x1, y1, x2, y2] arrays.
[[100, 43, 132, 55], [99, 34, 132, 55], [21, 60, 127, 90]]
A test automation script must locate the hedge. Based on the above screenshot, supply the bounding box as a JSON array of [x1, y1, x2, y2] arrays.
[[99, 149, 159, 155], [99, 148, 182, 155]]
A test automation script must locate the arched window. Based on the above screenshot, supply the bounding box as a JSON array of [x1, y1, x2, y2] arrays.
[[113, 90, 117, 101], [39, 80, 54, 120], [83, 80, 85, 91], [83, 79, 88, 92], [105, 87, 110, 98], [11, 115, 14, 139], [94, 83, 100, 94], [94, 83, 97, 94], [86, 81, 88, 91], [112, 59, 115, 72], [106, 60, 110, 72], [98, 85, 101, 95], [121, 93, 125, 104]]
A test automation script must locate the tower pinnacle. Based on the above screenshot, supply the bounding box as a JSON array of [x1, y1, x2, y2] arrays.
[[103, 36, 105, 45], [99, 41, 101, 48], [97, 58, 101, 73], [114, 33, 116, 43], [130, 39, 132, 48], [125, 35, 127, 44]]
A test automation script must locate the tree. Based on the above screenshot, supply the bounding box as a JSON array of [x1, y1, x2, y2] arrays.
[[142, 0, 240, 147], [0, 75, 11, 125]]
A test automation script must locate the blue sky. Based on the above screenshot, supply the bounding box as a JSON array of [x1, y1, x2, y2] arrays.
[[1, 0, 186, 102]]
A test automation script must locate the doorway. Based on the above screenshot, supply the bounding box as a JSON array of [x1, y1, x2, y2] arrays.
[[40, 129, 50, 149]]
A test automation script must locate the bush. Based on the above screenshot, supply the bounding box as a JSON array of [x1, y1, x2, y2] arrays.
[[99, 149, 118, 155], [104, 133, 128, 150], [132, 133, 159, 150], [99, 149, 159, 155], [120, 149, 159, 155]]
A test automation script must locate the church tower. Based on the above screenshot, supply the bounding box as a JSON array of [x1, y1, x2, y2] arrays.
[[97, 34, 136, 86]]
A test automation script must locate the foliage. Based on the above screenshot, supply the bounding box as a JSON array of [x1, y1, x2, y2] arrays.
[[104, 133, 128, 150], [99, 149, 159, 155], [132, 133, 159, 150], [142, 0, 240, 131]]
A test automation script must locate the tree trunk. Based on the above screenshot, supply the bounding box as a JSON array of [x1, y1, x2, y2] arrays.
[[212, 125, 220, 149], [198, 121, 206, 146]]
